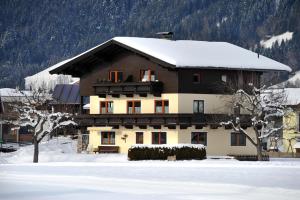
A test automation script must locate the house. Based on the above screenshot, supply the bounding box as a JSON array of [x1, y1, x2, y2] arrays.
[[282, 88, 300, 155], [50, 37, 291, 155], [0, 88, 33, 145]]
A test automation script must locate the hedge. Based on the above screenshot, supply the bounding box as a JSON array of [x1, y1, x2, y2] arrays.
[[128, 144, 206, 161]]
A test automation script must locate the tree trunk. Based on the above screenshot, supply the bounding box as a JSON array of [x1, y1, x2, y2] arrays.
[[256, 138, 263, 161], [33, 136, 39, 163]]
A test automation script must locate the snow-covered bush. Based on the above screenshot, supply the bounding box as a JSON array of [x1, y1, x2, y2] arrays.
[[128, 144, 206, 161]]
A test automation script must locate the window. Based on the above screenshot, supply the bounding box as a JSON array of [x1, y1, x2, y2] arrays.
[[136, 132, 144, 144], [152, 132, 167, 144], [140, 69, 156, 81], [193, 100, 204, 113], [155, 100, 169, 113], [221, 74, 227, 82], [109, 71, 123, 83], [100, 101, 113, 114], [191, 132, 207, 146], [101, 132, 115, 145], [127, 101, 141, 114], [231, 132, 246, 146], [193, 73, 201, 83]]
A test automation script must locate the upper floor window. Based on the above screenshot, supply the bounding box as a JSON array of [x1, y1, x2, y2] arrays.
[[152, 132, 167, 144], [231, 132, 246, 146], [100, 101, 113, 114], [191, 132, 207, 146], [193, 100, 204, 113], [155, 100, 169, 113], [193, 73, 201, 83], [141, 69, 156, 82], [109, 71, 123, 83], [127, 101, 141, 114]]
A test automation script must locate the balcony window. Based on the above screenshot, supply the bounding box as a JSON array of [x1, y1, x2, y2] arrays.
[[152, 132, 167, 144], [136, 132, 144, 144], [155, 100, 169, 113], [127, 101, 141, 114], [141, 69, 156, 82], [109, 71, 123, 83], [100, 101, 113, 114], [101, 132, 115, 145], [191, 132, 207, 146], [193, 100, 204, 113], [231, 132, 246, 146], [193, 73, 201, 83]]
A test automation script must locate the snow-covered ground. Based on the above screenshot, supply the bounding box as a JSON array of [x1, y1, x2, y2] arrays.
[[1, 137, 300, 200]]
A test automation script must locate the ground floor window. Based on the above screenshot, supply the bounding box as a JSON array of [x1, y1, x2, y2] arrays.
[[136, 132, 144, 144], [101, 132, 115, 145], [191, 132, 207, 146], [152, 132, 167, 144], [231, 132, 246, 146]]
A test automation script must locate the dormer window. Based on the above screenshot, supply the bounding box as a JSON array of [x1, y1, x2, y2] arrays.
[[109, 71, 123, 83], [193, 73, 201, 83], [141, 69, 156, 82]]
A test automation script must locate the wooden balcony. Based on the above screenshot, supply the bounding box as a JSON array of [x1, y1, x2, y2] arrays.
[[93, 81, 163, 97], [75, 113, 251, 128]]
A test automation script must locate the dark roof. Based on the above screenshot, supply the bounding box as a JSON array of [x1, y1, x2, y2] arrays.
[[52, 84, 80, 104]]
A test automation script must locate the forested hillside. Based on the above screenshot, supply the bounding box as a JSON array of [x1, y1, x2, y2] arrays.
[[1, 0, 300, 88]]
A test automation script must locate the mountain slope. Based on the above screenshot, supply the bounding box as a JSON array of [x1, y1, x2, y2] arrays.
[[1, 0, 299, 88]]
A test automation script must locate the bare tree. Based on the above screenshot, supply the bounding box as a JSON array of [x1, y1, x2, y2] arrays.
[[4, 88, 76, 163], [221, 85, 290, 161]]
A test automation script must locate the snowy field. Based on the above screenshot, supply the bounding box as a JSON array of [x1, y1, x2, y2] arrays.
[[1, 137, 300, 200]]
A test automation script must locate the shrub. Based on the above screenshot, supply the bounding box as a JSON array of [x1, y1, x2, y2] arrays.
[[128, 144, 206, 161]]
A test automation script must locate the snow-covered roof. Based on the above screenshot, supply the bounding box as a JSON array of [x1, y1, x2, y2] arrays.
[[294, 142, 300, 149], [264, 88, 300, 106], [0, 88, 31, 97], [284, 88, 300, 106], [24, 59, 79, 91], [50, 37, 291, 74]]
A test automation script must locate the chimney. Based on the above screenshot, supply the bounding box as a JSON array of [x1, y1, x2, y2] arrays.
[[156, 32, 174, 40]]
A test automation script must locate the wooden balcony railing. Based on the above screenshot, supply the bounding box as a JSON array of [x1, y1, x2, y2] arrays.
[[75, 113, 251, 127], [93, 81, 163, 97]]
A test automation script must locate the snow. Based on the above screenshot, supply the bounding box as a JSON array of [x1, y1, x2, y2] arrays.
[[50, 37, 291, 74], [260, 31, 293, 49], [114, 37, 291, 72], [283, 88, 300, 105], [1, 137, 300, 200], [265, 88, 300, 106], [0, 88, 31, 97], [131, 144, 205, 149], [24, 59, 79, 91], [294, 142, 300, 149]]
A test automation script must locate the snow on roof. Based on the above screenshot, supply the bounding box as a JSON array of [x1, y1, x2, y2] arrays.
[[266, 88, 300, 106], [0, 88, 31, 97], [260, 32, 293, 49], [113, 37, 291, 71], [284, 88, 300, 105], [294, 142, 300, 149], [24, 59, 79, 91], [51, 37, 291, 73]]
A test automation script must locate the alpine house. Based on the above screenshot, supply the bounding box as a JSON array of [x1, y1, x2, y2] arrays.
[[50, 37, 291, 155]]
